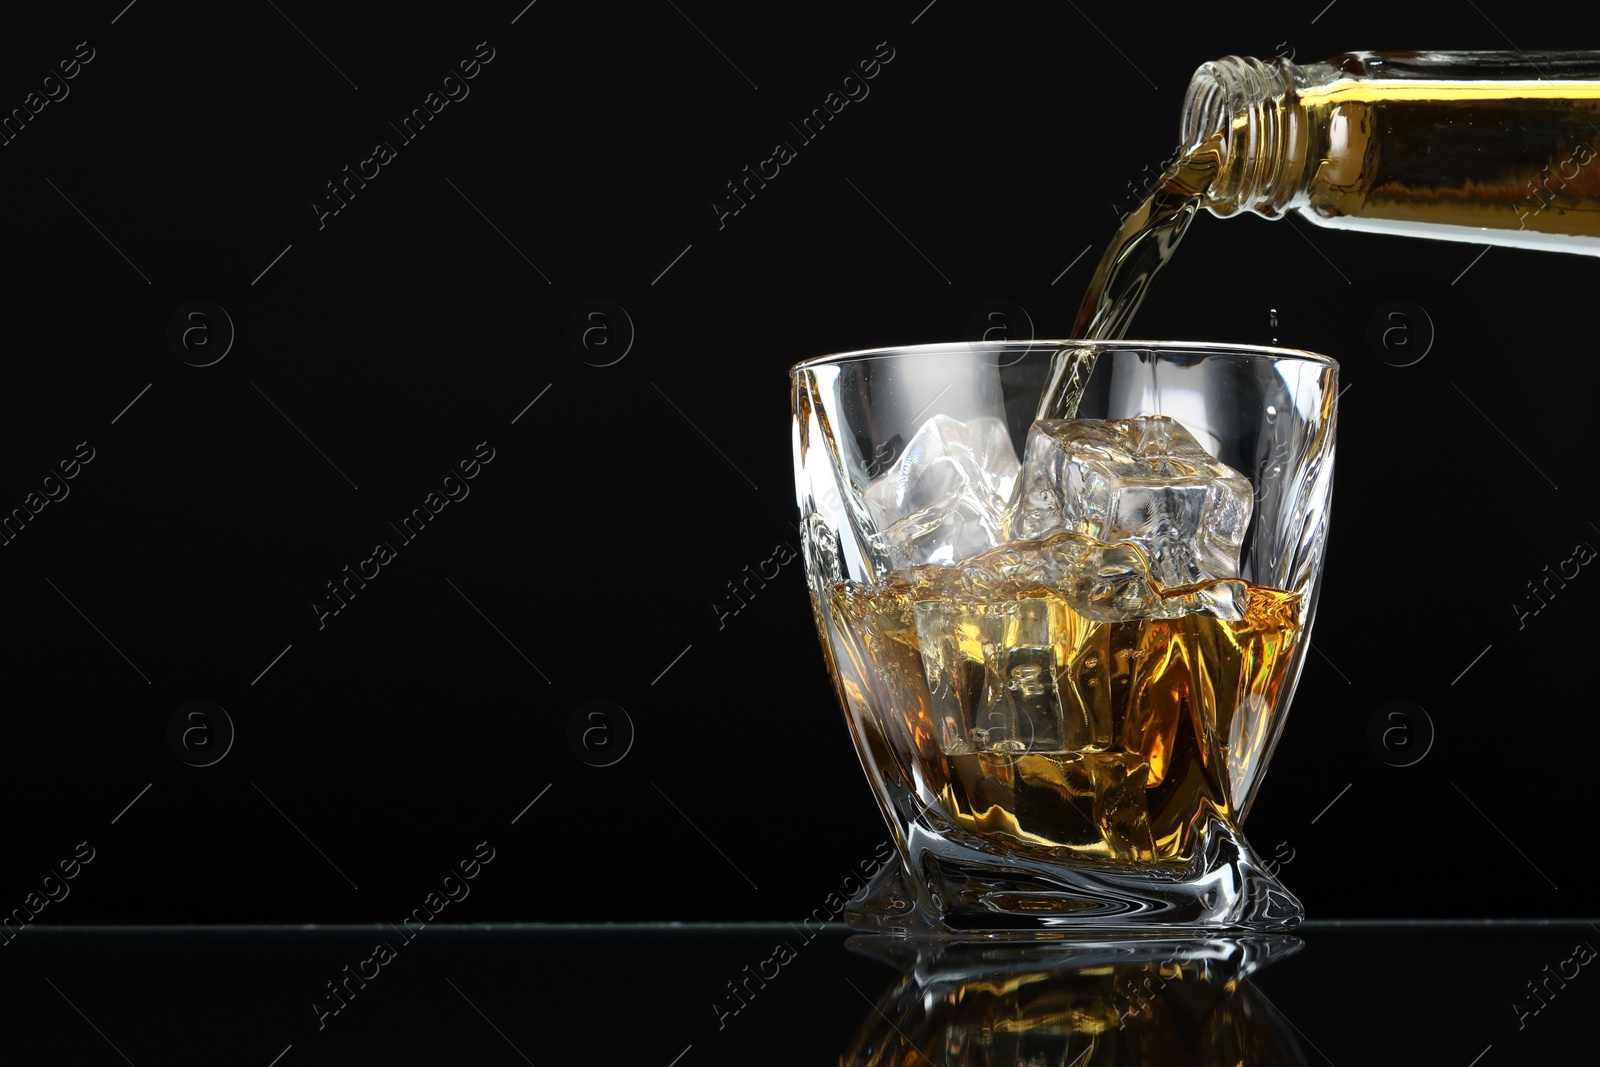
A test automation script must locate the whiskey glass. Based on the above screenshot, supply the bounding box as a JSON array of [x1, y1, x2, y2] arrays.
[[792, 340, 1338, 934]]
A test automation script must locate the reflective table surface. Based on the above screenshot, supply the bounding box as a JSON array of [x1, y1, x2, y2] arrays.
[[3, 921, 1591, 1062]]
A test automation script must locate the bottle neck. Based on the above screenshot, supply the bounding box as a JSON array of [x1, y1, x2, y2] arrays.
[[1179, 56, 1308, 217]]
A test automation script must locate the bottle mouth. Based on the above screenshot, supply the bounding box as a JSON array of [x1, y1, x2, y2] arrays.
[[1180, 56, 1286, 149], [1180, 56, 1301, 214], [1178, 63, 1231, 155]]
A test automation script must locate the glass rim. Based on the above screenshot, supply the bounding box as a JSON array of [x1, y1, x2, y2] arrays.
[[789, 338, 1339, 375]]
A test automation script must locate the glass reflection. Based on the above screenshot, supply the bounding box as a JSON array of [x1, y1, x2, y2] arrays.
[[841, 936, 1308, 1066]]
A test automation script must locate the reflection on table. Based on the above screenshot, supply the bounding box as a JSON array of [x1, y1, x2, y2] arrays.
[[840, 935, 1308, 1066]]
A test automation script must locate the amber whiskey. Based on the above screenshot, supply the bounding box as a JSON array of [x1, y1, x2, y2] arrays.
[[826, 538, 1301, 867]]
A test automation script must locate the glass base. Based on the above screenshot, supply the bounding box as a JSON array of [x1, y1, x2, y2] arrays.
[[846, 816, 1302, 937]]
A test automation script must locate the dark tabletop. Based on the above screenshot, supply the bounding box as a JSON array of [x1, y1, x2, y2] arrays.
[[4, 921, 1594, 1063]]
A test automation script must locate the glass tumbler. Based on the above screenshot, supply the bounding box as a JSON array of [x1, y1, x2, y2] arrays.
[[792, 340, 1338, 934]]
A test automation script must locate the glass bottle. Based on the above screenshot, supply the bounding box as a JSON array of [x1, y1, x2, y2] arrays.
[[1181, 51, 1600, 253]]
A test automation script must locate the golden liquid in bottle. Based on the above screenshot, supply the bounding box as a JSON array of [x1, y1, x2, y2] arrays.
[[1290, 74, 1600, 249], [1067, 64, 1600, 351]]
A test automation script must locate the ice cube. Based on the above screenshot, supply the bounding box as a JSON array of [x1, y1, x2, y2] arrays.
[[913, 595, 1073, 756], [864, 414, 1020, 569], [1014, 416, 1252, 587]]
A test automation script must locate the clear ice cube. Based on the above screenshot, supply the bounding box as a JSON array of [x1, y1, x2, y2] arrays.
[[914, 596, 1072, 755], [1014, 416, 1252, 588], [864, 414, 1020, 569]]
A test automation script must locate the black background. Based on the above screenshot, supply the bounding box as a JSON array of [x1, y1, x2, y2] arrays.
[[1, 0, 1593, 932]]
